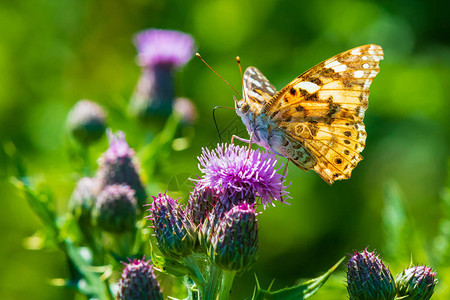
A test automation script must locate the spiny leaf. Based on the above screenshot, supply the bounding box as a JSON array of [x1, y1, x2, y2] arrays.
[[150, 243, 189, 277], [252, 257, 345, 300]]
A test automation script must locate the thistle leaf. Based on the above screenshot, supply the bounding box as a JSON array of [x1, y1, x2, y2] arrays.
[[252, 257, 345, 300]]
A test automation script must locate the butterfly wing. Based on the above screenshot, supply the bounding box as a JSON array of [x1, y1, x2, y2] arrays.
[[243, 66, 278, 105], [263, 44, 384, 184]]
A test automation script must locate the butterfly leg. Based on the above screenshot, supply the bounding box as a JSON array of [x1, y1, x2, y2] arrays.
[[231, 135, 251, 144]]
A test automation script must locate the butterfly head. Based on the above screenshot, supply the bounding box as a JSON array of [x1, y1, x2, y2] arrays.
[[234, 96, 251, 117]]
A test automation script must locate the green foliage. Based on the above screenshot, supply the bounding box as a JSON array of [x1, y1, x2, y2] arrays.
[[252, 257, 345, 299]]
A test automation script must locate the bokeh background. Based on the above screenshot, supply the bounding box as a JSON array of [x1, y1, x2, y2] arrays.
[[1, 0, 449, 299]]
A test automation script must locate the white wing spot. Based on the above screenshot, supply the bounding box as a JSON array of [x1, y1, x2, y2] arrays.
[[267, 87, 275, 93], [351, 48, 362, 55], [248, 69, 256, 75], [363, 80, 371, 89], [294, 81, 320, 93], [362, 56, 368, 60], [373, 56, 380, 62], [248, 91, 260, 99], [363, 63, 369, 69], [325, 60, 348, 73], [369, 70, 378, 78], [354, 70, 364, 78], [248, 77, 262, 87]]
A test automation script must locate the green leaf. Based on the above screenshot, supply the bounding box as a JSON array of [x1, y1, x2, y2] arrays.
[[252, 257, 345, 300], [150, 245, 190, 277]]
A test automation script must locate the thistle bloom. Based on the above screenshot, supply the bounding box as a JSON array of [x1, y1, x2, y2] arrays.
[[196, 143, 289, 207], [131, 29, 195, 120], [97, 131, 146, 209], [92, 184, 137, 233], [147, 193, 195, 259], [67, 100, 106, 145], [208, 202, 258, 272], [346, 249, 396, 300], [118, 258, 163, 300], [396, 265, 437, 300], [135, 29, 195, 69]]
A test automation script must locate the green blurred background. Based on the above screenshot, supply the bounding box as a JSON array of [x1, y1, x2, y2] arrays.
[[0, 0, 449, 299]]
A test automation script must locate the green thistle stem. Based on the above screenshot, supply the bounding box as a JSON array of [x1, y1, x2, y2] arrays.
[[219, 270, 236, 300], [205, 264, 222, 300], [183, 256, 206, 297]]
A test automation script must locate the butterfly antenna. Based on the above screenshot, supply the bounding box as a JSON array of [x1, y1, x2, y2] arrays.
[[236, 56, 247, 100], [196, 53, 242, 98]]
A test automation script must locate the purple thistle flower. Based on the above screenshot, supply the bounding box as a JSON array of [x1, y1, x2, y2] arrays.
[[147, 193, 195, 259], [69, 177, 99, 234], [67, 100, 106, 146], [196, 143, 289, 208], [131, 29, 195, 121], [97, 130, 146, 209], [208, 202, 258, 272], [118, 257, 163, 300], [92, 184, 137, 233], [347, 249, 396, 300], [134, 29, 195, 69], [395, 265, 437, 300]]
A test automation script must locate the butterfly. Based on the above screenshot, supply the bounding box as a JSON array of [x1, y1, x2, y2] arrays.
[[235, 44, 384, 184]]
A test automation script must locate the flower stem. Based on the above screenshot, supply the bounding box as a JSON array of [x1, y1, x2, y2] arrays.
[[183, 256, 206, 297], [219, 270, 236, 300], [204, 264, 222, 300]]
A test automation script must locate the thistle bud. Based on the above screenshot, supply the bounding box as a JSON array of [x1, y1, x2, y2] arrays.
[[208, 202, 258, 272], [118, 258, 163, 300], [147, 193, 195, 259], [346, 249, 396, 300], [186, 186, 220, 226], [92, 184, 137, 233], [395, 265, 437, 300], [67, 100, 106, 146], [97, 131, 146, 209], [69, 177, 99, 230]]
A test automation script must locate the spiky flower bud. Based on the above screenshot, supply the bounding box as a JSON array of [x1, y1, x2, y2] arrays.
[[395, 265, 437, 300], [69, 177, 98, 223], [67, 100, 106, 145], [92, 184, 137, 233], [130, 29, 195, 120], [118, 258, 163, 300], [147, 193, 195, 259], [97, 131, 146, 209], [186, 186, 220, 226], [347, 249, 396, 300], [208, 202, 258, 272]]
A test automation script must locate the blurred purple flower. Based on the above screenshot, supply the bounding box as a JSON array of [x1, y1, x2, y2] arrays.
[[97, 130, 146, 209], [67, 99, 106, 146], [92, 184, 137, 233], [131, 29, 195, 120], [118, 257, 163, 300], [195, 143, 289, 208], [134, 29, 196, 68]]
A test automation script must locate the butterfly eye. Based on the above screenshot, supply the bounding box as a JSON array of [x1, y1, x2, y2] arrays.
[[240, 103, 250, 114]]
